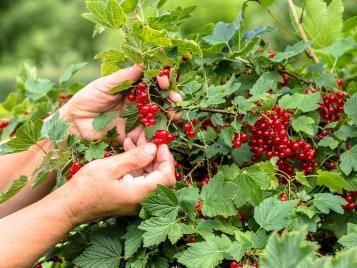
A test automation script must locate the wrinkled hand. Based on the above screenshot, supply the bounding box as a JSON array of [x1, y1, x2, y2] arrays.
[[60, 64, 182, 144], [64, 143, 175, 224]]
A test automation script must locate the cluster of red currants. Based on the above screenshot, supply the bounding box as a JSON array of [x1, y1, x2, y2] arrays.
[[0, 119, 9, 130], [343, 191, 357, 210], [128, 82, 160, 127], [246, 105, 317, 177], [67, 161, 83, 180], [316, 129, 331, 141], [199, 176, 209, 187], [232, 132, 248, 148], [153, 129, 175, 146], [183, 122, 197, 138], [278, 71, 289, 87], [158, 66, 171, 77], [318, 91, 345, 124]]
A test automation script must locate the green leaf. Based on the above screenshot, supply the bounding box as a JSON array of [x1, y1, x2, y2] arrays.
[[200, 175, 238, 218], [211, 114, 224, 127], [172, 39, 202, 57], [338, 223, 357, 249], [177, 240, 226, 268], [313, 193, 346, 214], [318, 136, 339, 150], [138, 25, 172, 47], [250, 72, 277, 97], [121, 0, 138, 13], [30, 102, 53, 120], [32, 170, 50, 188], [59, 62, 87, 85], [41, 112, 70, 142], [272, 40, 313, 62], [141, 185, 179, 219], [233, 96, 256, 114], [139, 217, 185, 246], [109, 80, 134, 94], [279, 93, 322, 113], [254, 196, 298, 231], [316, 170, 350, 193], [299, 0, 344, 48], [92, 111, 117, 131], [203, 13, 242, 45], [325, 37, 356, 59], [292, 116, 315, 136], [344, 93, 357, 125], [83, 0, 126, 30], [94, 50, 126, 76], [74, 229, 122, 268], [84, 142, 108, 161], [123, 222, 144, 259], [260, 0, 274, 7], [335, 125, 357, 141], [24, 79, 53, 101], [0, 176, 28, 204], [234, 166, 270, 206], [243, 26, 275, 40], [7, 120, 44, 152], [260, 227, 317, 268], [177, 187, 200, 220], [340, 145, 357, 176], [121, 105, 140, 134]]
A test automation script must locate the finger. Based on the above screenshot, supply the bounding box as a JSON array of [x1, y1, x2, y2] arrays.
[[127, 125, 145, 144], [136, 130, 148, 147], [166, 109, 183, 121], [103, 143, 157, 178], [91, 64, 144, 93], [168, 91, 183, 103], [157, 75, 170, 90], [123, 137, 137, 152]]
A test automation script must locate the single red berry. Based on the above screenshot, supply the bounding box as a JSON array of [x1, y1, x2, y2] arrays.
[[137, 82, 148, 91], [73, 162, 83, 170], [159, 68, 170, 77], [175, 172, 181, 181], [230, 261, 238, 268], [258, 47, 264, 53], [186, 130, 196, 138], [233, 140, 241, 149], [344, 195, 353, 203], [59, 92, 68, 100], [149, 104, 159, 113], [279, 193, 289, 201], [195, 200, 201, 209], [268, 49, 276, 58], [166, 133, 175, 142], [337, 79, 343, 88], [184, 123, 192, 132], [344, 202, 356, 210], [128, 93, 136, 101], [0, 119, 10, 129], [104, 152, 112, 158], [35, 264, 42, 268], [239, 133, 248, 143]]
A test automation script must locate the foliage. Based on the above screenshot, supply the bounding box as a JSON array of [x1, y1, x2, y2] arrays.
[[0, 0, 357, 267]]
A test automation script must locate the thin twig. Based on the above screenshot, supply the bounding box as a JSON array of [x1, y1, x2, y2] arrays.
[[180, 107, 236, 115], [288, 0, 319, 63], [184, 160, 205, 181], [279, 70, 314, 86]]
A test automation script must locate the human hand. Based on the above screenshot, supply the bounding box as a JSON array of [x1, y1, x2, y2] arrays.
[[60, 64, 182, 144], [62, 142, 175, 225]]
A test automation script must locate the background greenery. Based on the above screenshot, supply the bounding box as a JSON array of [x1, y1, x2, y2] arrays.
[[0, 0, 355, 100]]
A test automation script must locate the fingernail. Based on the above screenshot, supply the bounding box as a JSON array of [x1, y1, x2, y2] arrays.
[[169, 91, 183, 102], [143, 143, 157, 155]]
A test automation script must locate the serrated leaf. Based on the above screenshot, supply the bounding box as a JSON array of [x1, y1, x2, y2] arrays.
[[177, 187, 200, 220], [59, 62, 87, 85], [94, 50, 126, 76], [344, 93, 357, 125], [338, 223, 357, 249], [177, 240, 226, 268], [32, 170, 50, 188], [279, 93, 322, 113], [313, 193, 346, 214], [233, 96, 256, 114], [84, 0, 126, 30], [139, 217, 185, 246], [219, 127, 234, 147], [234, 166, 270, 206], [6, 120, 43, 152], [316, 170, 350, 193], [172, 39, 202, 57], [335, 125, 357, 141], [299, 0, 344, 48], [243, 26, 275, 40], [109, 80, 134, 94], [318, 136, 339, 149], [325, 37, 356, 59], [200, 175, 238, 218], [250, 72, 277, 97], [92, 111, 117, 131], [203, 13, 242, 45], [340, 145, 357, 175], [254, 196, 298, 231], [74, 229, 122, 268], [0, 175, 28, 203], [260, 227, 316, 268], [272, 40, 313, 62], [121, 105, 140, 133], [84, 142, 108, 161], [121, 0, 138, 13], [24, 79, 53, 101], [211, 113, 224, 127], [30, 102, 53, 120], [141, 185, 179, 219], [138, 25, 172, 47], [292, 115, 315, 136], [123, 222, 144, 259], [41, 112, 70, 142]]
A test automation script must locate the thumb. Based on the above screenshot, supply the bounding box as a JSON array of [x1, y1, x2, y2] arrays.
[[104, 143, 157, 178], [90, 64, 144, 93]]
